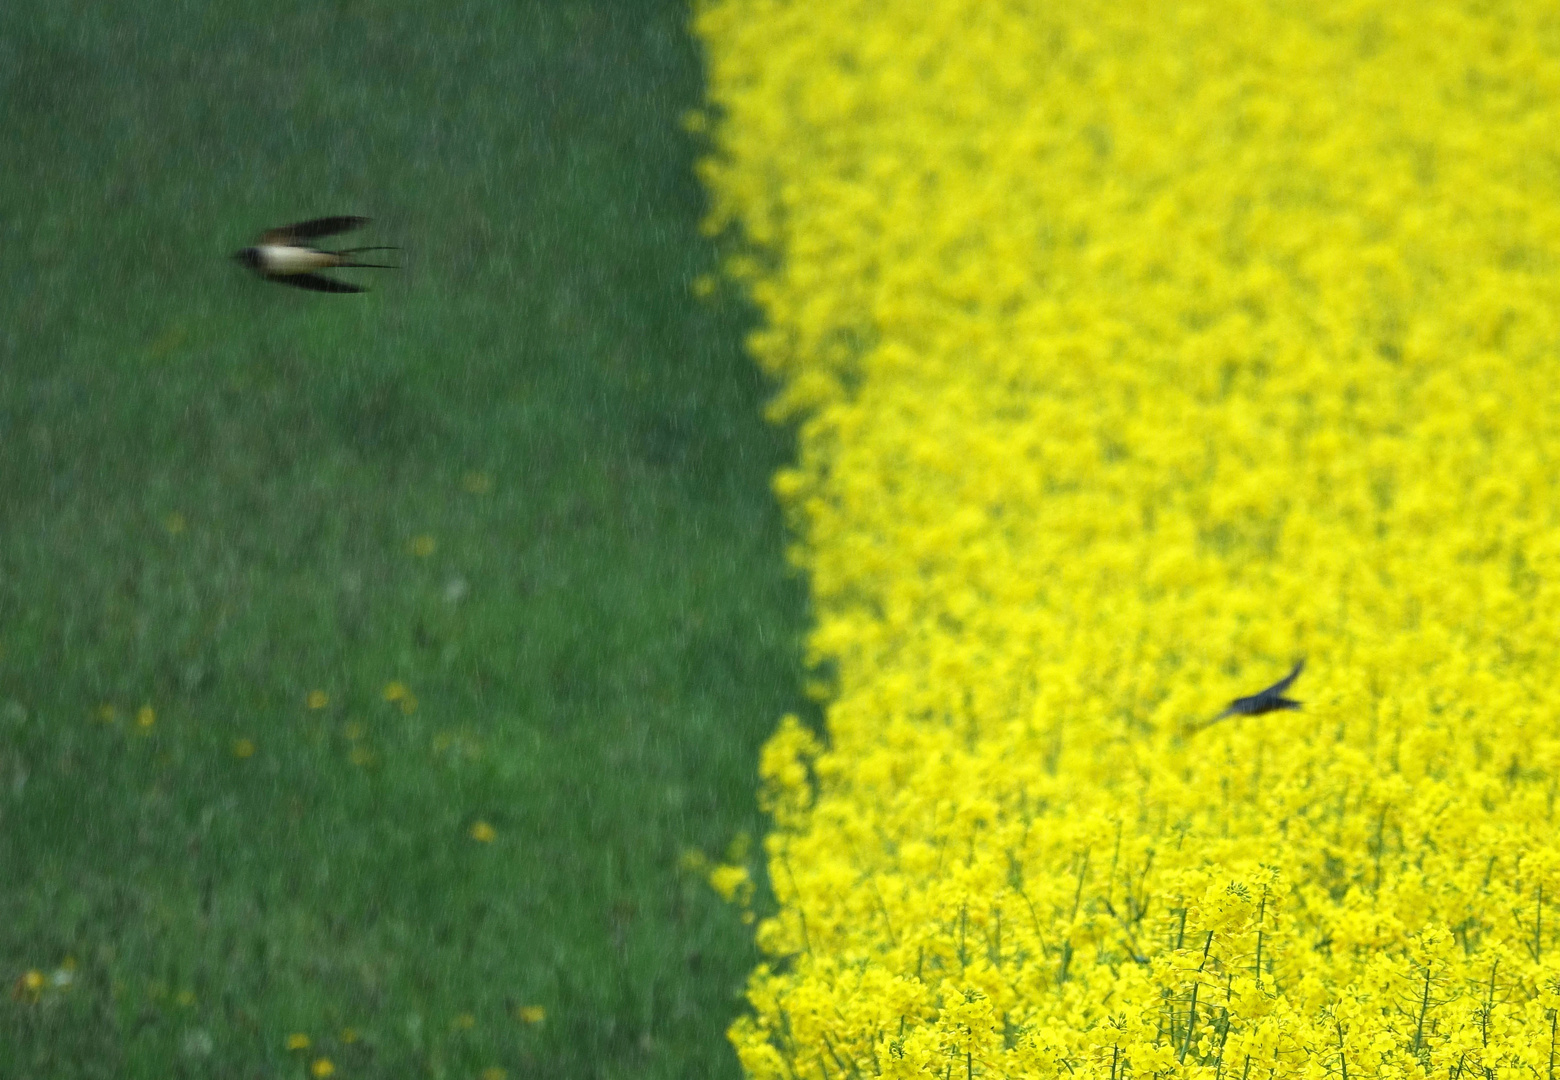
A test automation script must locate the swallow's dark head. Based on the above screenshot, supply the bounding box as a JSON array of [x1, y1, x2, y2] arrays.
[[231, 247, 262, 270]]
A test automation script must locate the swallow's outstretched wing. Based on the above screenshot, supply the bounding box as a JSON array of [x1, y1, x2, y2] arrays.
[[267, 272, 367, 294], [259, 216, 370, 245], [1257, 658, 1305, 701]]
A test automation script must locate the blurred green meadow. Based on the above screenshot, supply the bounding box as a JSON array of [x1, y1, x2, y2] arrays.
[[0, 3, 803, 1077]]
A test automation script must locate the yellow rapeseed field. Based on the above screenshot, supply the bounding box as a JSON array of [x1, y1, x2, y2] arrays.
[[695, 1, 1560, 1076]]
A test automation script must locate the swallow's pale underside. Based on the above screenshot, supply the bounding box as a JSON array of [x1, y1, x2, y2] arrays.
[[232, 216, 399, 293]]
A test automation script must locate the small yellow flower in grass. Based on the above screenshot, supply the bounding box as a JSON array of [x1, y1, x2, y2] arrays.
[[690, 274, 717, 299], [481, 1068, 508, 1080], [461, 471, 493, 495], [678, 848, 709, 874], [707, 864, 752, 905], [233, 738, 255, 759], [307, 690, 329, 710], [286, 1033, 311, 1051], [12, 970, 41, 1002], [408, 534, 436, 558], [469, 821, 496, 843], [516, 1005, 546, 1025], [176, 989, 196, 1007], [96, 704, 117, 723], [310, 1058, 335, 1078], [344, 721, 364, 741], [382, 682, 407, 703], [398, 693, 417, 715], [136, 705, 155, 729], [454, 1013, 476, 1030], [163, 512, 186, 536], [339, 1027, 358, 1044]]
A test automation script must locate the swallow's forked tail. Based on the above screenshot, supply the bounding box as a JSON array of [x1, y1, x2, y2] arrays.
[[336, 245, 402, 269]]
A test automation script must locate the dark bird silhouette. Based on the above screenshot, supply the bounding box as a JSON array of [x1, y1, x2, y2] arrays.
[[1201, 659, 1305, 729], [232, 216, 399, 293]]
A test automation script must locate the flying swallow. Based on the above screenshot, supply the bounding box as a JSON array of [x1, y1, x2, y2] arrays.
[[1197, 659, 1305, 730], [232, 216, 399, 293]]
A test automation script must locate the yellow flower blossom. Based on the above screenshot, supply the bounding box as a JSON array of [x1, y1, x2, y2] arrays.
[[232, 738, 255, 759], [382, 682, 416, 713], [516, 1005, 546, 1024], [408, 535, 436, 558], [339, 1027, 358, 1044], [707, 864, 752, 906], [135, 705, 155, 729], [454, 1012, 476, 1030], [469, 821, 496, 843], [696, 0, 1560, 1075], [309, 1058, 334, 1078], [306, 690, 329, 710], [285, 1033, 310, 1051]]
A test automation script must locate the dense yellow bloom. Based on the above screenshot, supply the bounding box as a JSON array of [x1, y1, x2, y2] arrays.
[[286, 1033, 310, 1051], [697, 0, 1560, 1076], [309, 1058, 335, 1078], [469, 821, 496, 843], [516, 1005, 546, 1024]]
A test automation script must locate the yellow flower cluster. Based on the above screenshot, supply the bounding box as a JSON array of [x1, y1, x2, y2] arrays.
[[695, 1, 1560, 1076]]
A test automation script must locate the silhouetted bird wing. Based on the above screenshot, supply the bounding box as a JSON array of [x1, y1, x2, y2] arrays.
[[1258, 658, 1305, 699], [259, 216, 370, 245], [266, 272, 366, 294]]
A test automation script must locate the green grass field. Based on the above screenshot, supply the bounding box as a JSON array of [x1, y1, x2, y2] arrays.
[[0, 3, 804, 1077]]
